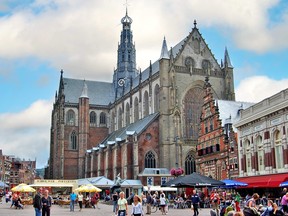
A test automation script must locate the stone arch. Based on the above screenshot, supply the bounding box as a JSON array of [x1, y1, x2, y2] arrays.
[[144, 150, 157, 168]]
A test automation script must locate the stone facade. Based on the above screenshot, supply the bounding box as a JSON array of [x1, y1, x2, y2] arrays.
[[48, 12, 235, 182], [234, 88, 288, 176]]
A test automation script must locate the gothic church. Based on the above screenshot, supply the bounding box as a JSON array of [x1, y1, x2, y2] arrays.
[[48, 10, 235, 182]]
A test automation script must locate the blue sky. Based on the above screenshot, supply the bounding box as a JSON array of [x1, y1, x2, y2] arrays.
[[0, 0, 288, 168]]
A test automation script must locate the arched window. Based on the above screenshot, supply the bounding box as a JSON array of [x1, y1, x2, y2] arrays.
[[202, 60, 211, 73], [100, 112, 106, 125], [143, 91, 149, 117], [185, 152, 196, 175], [134, 97, 139, 121], [145, 151, 156, 168], [183, 87, 205, 140], [118, 108, 122, 129], [66, 109, 75, 126], [70, 131, 77, 150], [90, 111, 96, 126], [154, 84, 160, 112], [274, 130, 283, 169], [125, 103, 130, 126]]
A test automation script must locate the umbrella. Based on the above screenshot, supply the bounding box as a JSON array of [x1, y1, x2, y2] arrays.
[[279, 181, 288, 187], [11, 183, 36, 192], [74, 184, 102, 193], [162, 172, 225, 187], [0, 181, 9, 188], [220, 179, 248, 188]]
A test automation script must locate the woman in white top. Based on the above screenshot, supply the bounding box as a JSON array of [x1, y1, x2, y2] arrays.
[[131, 195, 144, 216], [159, 194, 166, 215], [77, 192, 83, 211]]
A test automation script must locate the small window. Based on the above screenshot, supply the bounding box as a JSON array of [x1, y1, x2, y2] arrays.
[[99, 112, 106, 125], [90, 111, 96, 126], [70, 131, 77, 150], [66, 110, 75, 126]]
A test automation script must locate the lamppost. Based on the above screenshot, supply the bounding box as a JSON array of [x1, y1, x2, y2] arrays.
[[224, 117, 232, 179]]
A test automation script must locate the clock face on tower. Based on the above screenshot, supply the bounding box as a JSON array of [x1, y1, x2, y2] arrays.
[[118, 78, 125, 86]]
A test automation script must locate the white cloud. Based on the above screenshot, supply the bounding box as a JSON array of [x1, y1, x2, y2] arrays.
[[235, 76, 288, 103], [0, 99, 52, 168], [0, 0, 287, 81]]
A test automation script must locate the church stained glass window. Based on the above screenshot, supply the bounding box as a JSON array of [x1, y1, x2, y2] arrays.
[[134, 97, 139, 121], [143, 91, 149, 117], [145, 151, 156, 168], [67, 109, 75, 126], [185, 152, 196, 175], [154, 84, 160, 112], [100, 112, 106, 125], [90, 111, 96, 126], [70, 131, 77, 150], [183, 87, 205, 140]]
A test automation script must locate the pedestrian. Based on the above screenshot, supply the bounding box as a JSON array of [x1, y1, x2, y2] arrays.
[[159, 193, 166, 215], [234, 192, 241, 212], [94, 192, 100, 209], [116, 191, 128, 216], [112, 191, 119, 213], [78, 192, 83, 211], [131, 195, 144, 216], [280, 192, 288, 214], [10, 192, 18, 208], [146, 192, 152, 215], [41, 189, 52, 216], [33, 188, 43, 216], [191, 190, 200, 216], [69, 191, 77, 212], [271, 203, 285, 216]]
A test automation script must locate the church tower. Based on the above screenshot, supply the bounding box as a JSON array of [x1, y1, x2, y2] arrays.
[[113, 9, 138, 97]]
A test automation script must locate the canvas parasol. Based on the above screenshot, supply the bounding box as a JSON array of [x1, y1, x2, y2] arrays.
[[74, 184, 102, 193], [279, 181, 288, 187], [220, 179, 248, 188], [11, 183, 36, 192], [162, 172, 225, 187]]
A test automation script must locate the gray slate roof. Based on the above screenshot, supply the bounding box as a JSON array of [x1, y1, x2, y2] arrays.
[[97, 112, 159, 147], [63, 78, 115, 106], [77, 176, 114, 186], [216, 100, 254, 130]]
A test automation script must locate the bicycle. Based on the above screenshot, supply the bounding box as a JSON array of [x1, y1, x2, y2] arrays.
[[151, 200, 160, 213]]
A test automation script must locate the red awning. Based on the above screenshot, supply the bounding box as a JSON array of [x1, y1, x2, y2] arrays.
[[236, 173, 288, 188]]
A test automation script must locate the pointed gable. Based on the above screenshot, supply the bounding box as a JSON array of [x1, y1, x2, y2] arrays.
[[172, 26, 222, 71]]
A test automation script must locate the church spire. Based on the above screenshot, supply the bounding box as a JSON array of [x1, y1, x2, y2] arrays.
[[113, 9, 138, 92], [160, 37, 169, 59], [224, 47, 233, 68], [80, 80, 89, 98]]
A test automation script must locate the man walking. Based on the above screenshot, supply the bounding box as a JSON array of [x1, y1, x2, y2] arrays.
[[146, 192, 152, 215], [70, 191, 77, 212], [191, 190, 200, 216], [33, 188, 43, 216]]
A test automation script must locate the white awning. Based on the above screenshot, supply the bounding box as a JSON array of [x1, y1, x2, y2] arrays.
[[143, 186, 177, 192], [30, 183, 74, 187]]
